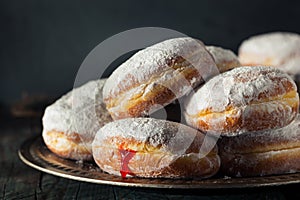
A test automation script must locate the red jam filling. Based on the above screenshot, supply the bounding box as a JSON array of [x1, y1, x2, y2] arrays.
[[119, 143, 137, 178]]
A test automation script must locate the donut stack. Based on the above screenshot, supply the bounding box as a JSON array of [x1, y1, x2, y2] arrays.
[[93, 37, 241, 179], [184, 66, 300, 177], [42, 34, 300, 179]]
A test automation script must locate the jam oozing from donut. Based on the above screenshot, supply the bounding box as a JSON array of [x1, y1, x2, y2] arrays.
[[119, 143, 136, 178]]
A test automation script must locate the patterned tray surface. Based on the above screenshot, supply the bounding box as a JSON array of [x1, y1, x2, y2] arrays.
[[18, 136, 300, 189]]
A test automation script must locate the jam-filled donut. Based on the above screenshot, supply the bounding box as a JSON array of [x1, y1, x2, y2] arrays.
[[42, 79, 112, 161], [184, 66, 299, 136], [206, 45, 241, 73], [92, 118, 220, 179], [218, 115, 300, 177], [103, 37, 220, 120], [238, 32, 300, 75]]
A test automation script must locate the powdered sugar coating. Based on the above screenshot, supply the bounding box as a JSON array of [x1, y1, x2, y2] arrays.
[[220, 147, 300, 177], [92, 118, 220, 178], [42, 79, 112, 145], [238, 32, 300, 69], [219, 114, 300, 154], [219, 115, 300, 177], [206, 46, 240, 71], [184, 66, 299, 135], [281, 57, 300, 75], [93, 118, 217, 156], [96, 118, 192, 154], [186, 66, 296, 113], [103, 37, 217, 100]]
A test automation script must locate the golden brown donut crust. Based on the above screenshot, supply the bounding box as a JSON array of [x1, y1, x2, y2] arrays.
[[92, 118, 220, 179], [42, 79, 112, 161], [103, 37, 218, 120], [43, 131, 92, 161], [94, 136, 220, 179], [220, 148, 300, 177], [218, 117, 300, 154], [205, 45, 241, 73], [218, 116, 300, 177], [107, 60, 201, 119], [184, 66, 299, 136]]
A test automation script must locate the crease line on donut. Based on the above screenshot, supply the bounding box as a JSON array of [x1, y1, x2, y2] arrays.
[[104, 47, 206, 102], [93, 138, 218, 158], [221, 146, 300, 156], [106, 61, 199, 115], [186, 90, 298, 119], [93, 144, 218, 158]]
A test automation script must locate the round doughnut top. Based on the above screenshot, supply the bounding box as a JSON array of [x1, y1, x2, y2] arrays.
[[206, 46, 239, 66], [185, 66, 297, 115], [42, 79, 112, 140], [238, 32, 300, 66], [103, 37, 217, 100], [94, 118, 217, 156]]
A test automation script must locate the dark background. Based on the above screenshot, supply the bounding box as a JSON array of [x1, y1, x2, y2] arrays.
[[1, 0, 300, 110]]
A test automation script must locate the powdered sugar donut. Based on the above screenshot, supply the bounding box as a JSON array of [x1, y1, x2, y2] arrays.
[[206, 46, 241, 73], [103, 37, 219, 120], [281, 56, 300, 76], [238, 32, 300, 75], [218, 115, 300, 177], [184, 66, 299, 136], [42, 79, 112, 161], [92, 118, 220, 179]]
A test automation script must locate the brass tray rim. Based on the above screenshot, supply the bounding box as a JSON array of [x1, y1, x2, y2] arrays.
[[18, 135, 300, 189]]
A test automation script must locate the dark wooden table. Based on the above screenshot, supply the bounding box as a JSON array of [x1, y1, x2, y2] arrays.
[[1, 117, 300, 200]]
